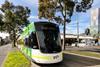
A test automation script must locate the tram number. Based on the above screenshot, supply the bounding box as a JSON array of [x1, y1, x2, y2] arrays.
[[53, 55, 59, 59]]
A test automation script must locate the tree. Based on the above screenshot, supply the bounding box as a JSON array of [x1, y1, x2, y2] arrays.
[[38, 0, 93, 50], [0, 14, 4, 31], [0, 1, 30, 47]]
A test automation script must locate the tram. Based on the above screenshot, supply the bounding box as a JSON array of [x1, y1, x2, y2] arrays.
[[17, 21, 63, 64]]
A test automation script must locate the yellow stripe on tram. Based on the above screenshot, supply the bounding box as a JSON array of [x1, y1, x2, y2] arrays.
[[32, 55, 52, 60]]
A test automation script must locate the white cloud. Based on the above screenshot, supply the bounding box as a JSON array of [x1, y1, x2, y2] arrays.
[[0, 32, 9, 39]]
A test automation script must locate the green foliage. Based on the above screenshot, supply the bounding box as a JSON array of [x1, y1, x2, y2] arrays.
[[38, 0, 56, 20], [0, 1, 31, 46], [3, 50, 31, 67], [0, 1, 30, 32], [38, 0, 93, 23], [0, 0, 30, 32], [17, 39, 24, 45], [0, 14, 4, 31]]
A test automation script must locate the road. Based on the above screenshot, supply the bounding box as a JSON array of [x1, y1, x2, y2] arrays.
[[0, 44, 12, 67], [31, 53, 100, 67], [0, 44, 100, 67]]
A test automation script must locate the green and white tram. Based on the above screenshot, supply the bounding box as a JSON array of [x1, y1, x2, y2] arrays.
[[17, 21, 63, 64]]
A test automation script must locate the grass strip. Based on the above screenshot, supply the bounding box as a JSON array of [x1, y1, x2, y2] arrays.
[[2, 50, 31, 67], [64, 50, 100, 58]]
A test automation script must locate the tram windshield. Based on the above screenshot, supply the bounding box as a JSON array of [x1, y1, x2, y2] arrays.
[[37, 26, 61, 53]]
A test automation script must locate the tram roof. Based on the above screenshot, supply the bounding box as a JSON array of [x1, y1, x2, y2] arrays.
[[20, 21, 58, 38]]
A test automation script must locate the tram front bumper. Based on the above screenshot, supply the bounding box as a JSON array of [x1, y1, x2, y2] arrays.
[[32, 52, 63, 64]]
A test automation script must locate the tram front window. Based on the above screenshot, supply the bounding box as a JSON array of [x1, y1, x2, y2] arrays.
[[37, 29, 61, 53]]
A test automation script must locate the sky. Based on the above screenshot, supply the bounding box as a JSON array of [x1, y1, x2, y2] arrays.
[[0, 0, 100, 35]]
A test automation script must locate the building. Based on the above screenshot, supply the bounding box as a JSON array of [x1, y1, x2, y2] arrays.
[[60, 34, 95, 46], [60, 34, 94, 39], [90, 8, 100, 36]]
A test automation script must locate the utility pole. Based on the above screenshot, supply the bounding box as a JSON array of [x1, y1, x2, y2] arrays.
[[76, 12, 79, 47], [75, 0, 79, 47]]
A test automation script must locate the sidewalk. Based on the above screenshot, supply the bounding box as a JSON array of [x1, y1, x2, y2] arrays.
[[0, 44, 12, 67]]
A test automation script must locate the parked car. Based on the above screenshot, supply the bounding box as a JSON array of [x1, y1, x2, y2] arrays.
[[72, 42, 86, 47], [77, 42, 86, 47], [72, 40, 86, 47]]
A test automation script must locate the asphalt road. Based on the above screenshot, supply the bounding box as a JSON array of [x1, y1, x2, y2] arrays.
[[31, 53, 100, 67]]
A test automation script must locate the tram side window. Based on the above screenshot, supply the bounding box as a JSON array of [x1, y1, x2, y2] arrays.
[[29, 32, 39, 49]]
